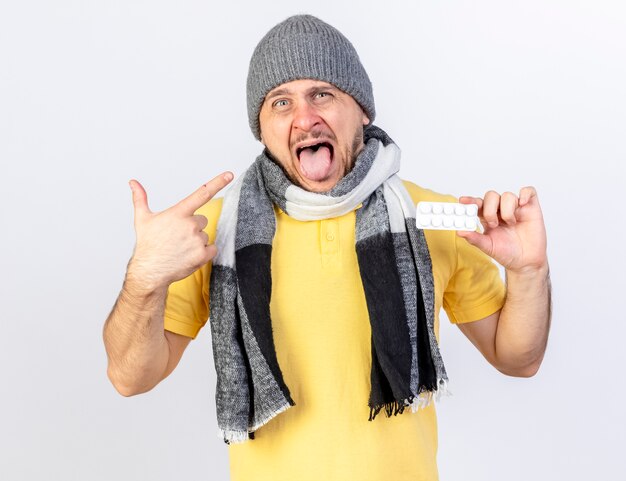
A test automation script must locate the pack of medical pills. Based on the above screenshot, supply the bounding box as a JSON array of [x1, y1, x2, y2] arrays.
[[416, 202, 481, 231]]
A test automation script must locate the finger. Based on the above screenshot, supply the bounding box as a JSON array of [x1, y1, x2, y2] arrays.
[[458, 196, 483, 210], [198, 230, 209, 246], [205, 243, 218, 261], [175, 172, 234, 215], [129, 179, 152, 217], [192, 214, 209, 232], [500, 191, 518, 225], [457, 230, 494, 257], [192, 243, 217, 270], [519, 186, 537, 207], [481, 191, 501, 228]]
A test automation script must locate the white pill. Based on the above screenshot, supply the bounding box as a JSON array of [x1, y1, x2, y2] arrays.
[[466, 204, 478, 216], [454, 217, 465, 228], [431, 216, 442, 227], [444, 204, 454, 215], [455, 205, 465, 216], [443, 217, 454, 227], [466, 218, 477, 230], [420, 216, 431, 227], [419, 203, 432, 214], [432, 204, 443, 214]]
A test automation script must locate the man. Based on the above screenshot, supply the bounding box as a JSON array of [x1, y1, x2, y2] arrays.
[[103, 14, 550, 481]]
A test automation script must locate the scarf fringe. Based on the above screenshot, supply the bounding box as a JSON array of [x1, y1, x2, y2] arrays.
[[217, 428, 250, 445], [409, 378, 452, 412], [217, 401, 292, 445], [369, 379, 451, 421]]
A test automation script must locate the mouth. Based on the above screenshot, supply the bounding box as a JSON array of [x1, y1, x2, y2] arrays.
[[294, 141, 336, 182], [296, 141, 334, 161]]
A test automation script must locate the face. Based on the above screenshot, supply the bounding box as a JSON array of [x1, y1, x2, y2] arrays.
[[258, 79, 370, 193]]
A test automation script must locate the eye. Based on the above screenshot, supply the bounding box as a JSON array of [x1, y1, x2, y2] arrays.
[[273, 99, 289, 108], [316, 91, 331, 99]]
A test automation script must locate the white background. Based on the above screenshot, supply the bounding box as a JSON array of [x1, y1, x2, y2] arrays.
[[1, 1, 625, 480]]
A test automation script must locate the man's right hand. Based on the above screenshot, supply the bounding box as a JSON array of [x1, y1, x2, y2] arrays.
[[127, 172, 234, 291]]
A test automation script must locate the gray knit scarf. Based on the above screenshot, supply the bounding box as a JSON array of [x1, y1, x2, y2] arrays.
[[209, 126, 448, 444]]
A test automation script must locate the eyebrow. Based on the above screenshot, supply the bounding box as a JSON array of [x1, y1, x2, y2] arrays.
[[265, 88, 291, 101], [265, 84, 340, 102]]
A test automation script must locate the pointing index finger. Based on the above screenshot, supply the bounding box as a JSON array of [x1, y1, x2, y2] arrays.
[[175, 172, 234, 214]]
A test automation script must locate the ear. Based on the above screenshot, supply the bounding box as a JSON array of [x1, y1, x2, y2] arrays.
[[362, 112, 370, 126]]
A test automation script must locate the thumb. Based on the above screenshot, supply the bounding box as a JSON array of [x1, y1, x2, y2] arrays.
[[129, 179, 151, 218], [457, 230, 494, 257]]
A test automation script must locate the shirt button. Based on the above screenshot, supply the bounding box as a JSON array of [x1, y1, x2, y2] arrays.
[[326, 233, 335, 241]]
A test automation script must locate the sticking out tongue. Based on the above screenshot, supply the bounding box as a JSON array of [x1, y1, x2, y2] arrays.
[[298, 145, 333, 181]]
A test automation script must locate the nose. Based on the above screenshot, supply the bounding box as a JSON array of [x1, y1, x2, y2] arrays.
[[292, 100, 322, 132]]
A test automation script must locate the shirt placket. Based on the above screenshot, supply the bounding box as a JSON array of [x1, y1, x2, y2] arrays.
[[320, 218, 340, 269]]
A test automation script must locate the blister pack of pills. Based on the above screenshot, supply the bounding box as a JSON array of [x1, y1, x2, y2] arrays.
[[416, 202, 481, 231]]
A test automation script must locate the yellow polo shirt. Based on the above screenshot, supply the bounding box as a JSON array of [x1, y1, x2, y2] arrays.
[[164, 181, 506, 481]]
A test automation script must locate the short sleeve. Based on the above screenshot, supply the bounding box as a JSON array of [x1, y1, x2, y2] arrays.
[[164, 266, 210, 339], [163, 197, 223, 339], [443, 229, 506, 324]]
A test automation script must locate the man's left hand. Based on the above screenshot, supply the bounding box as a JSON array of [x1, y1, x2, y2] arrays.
[[457, 187, 547, 273]]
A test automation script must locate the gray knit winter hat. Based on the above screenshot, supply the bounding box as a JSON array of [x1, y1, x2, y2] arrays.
[[246, 14, 376, 140]]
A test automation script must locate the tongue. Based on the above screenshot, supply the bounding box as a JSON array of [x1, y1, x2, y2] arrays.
[[299, 146, 332, 181]]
